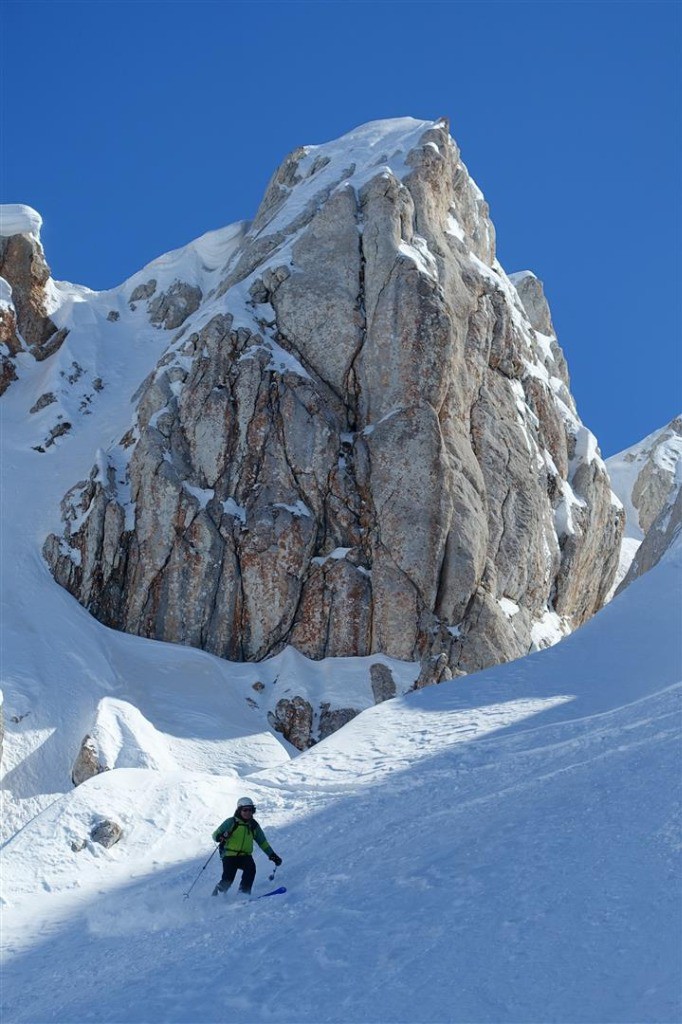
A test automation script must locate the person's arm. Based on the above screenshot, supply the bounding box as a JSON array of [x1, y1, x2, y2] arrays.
[[254, 823, 282, 864], [212, 817, 233, 843]]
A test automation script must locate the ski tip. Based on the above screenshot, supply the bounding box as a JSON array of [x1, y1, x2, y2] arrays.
[[258, 885, 287, 898]]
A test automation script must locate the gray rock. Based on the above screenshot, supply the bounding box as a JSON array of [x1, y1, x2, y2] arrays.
[[30, 392, 57, 414], [631, 427, 682, 534], [510, 271, 554, 336], [72, 734, 106, 787], [318, 704, 359, 740], [370, 663, 397, 703], [617, 487, 682, 592], [129, 280, 157, 303], [90, 819, 123, 848], [148, 281, 202, 329], [413, 653, 452, 690], [268, 696, 314, 750]]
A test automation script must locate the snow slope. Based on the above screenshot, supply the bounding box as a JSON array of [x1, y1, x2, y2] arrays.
[[2, 538, 680, 1023]]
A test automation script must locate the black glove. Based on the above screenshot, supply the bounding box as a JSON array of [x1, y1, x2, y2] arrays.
[[216, 834, 226, 844], [269, 853, 282, 866]]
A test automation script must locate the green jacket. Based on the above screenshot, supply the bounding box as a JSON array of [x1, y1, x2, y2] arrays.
[[212, 815, 274, 858]]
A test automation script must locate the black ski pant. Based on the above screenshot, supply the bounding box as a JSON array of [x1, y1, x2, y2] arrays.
[[216, 854, 256, 894]]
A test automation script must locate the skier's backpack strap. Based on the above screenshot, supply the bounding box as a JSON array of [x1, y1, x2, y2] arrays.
[[219, 819, 239, 850]]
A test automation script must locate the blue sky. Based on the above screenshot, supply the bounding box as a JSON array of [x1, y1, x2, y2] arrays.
[[2, 0, 679, 456]]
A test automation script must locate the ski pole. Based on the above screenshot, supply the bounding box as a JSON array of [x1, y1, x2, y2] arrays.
[[183, 847, 218, 899], [268, 863, 278, 883]]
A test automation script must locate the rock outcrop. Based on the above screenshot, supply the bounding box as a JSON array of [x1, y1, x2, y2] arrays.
[[623, 417, 682, 532], [0, 206, 68, 394], [72, 734, 107, 787], [268, 696, 314, 750], [607, 416, 682, 592], [617, 485, 682, 592], [43, 118, 623, 691]]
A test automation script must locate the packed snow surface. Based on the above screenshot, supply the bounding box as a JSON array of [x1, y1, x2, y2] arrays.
[[2, 120, 681, 1024]]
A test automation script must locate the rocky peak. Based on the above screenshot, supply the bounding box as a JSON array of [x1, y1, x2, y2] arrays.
[[42, 118, 624, 716]]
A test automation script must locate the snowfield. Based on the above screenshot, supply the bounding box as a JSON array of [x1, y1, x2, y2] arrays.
[[1, 541, 680, 1023], [1, 196, 681, 1023]]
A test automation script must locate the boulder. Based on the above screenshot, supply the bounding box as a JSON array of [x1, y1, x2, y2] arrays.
[[268, 696, 314, 750], [370, 663, 397, 703], [90, 819, 123, 848], [72, 734, 107, 786]]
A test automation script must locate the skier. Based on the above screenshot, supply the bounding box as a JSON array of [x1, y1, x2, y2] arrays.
[[211, 797, 282, 897]]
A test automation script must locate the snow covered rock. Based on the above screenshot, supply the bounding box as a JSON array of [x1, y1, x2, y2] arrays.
[[148, 280, 202, 329], [44, 118, 623, 692], [618, 478, 682, 593], [509, 271, 555, 337], [72, 698, 178, 784], [0, 206, 69, 379], [90, 818, 123, 848], [72, 735, 107, 787], [607, 416, 682, 591], [319, 704, 359, 741]]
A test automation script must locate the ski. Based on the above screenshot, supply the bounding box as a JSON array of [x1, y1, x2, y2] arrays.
[[257, 885, 287, 899]]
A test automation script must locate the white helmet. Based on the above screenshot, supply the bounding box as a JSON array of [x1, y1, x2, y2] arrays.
[[237, 796, 256, 810]]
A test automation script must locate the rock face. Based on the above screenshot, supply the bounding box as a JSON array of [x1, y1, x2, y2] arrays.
[[43, 118, 623, 685], [617, 486, 682, 592], [607, 416, 682, 592], [0, 206, 68, 393], [619, 416, 682, 534]]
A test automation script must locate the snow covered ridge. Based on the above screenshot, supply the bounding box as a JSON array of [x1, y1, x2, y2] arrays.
[[6, 116, 621, 710]]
